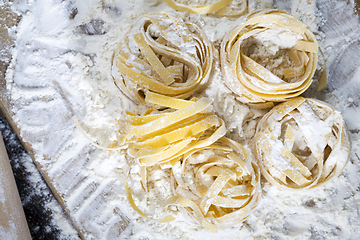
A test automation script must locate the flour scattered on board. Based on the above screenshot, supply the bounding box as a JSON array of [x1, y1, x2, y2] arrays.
[[3, 0, 360, 239]]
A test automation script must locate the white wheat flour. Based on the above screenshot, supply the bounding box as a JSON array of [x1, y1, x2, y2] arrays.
[[4, 0, 360, 239]]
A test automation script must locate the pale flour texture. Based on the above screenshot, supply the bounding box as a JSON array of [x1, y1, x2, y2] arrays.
[[3, 0, 360, 239]]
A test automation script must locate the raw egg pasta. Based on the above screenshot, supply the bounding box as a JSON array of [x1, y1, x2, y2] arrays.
[[117, 92, 226, 167], [113, 12, 213, 105], [84, 9, 345, 233], [254, 97, 351, 189], [119, 92, 260, 232], [162, 0, 247, 17], [221, 10, 318, 108], [118, 92, 260, 231], [171, 136, 261, 231]]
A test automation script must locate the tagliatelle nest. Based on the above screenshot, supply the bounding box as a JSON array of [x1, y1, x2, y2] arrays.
[[114, 92, 260, 232], [112, 12, 213, 105], [221, 10, 318, 108], [118, 92, 226, 166], [254, 97, 351, 189], [170, 137, 261, 231]]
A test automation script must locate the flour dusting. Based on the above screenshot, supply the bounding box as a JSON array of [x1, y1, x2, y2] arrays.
[[2, 0, 360, 239]]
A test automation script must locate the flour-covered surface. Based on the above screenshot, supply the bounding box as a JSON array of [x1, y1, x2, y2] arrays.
[[1, 0, 360, 239], [0, 115, 81, 240], [1, 1, 79, 239]]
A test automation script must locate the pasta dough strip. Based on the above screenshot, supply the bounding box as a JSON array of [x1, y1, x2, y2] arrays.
[[134, 33, 175, 85], [211, 196, 249, 208], [245, 13, 307, 35], [200, 168, 236, 215], [162, 0, 232, 14], [145, 91, 195, 109], [117, 61, 191, 95], [126, 113, 168, 125], [221, 185, 249, 197], [134, 115, 220, 148], [159, 120, 227, 164], [284, 124, 295, 150], [138, 138, 195, 165], [292, 40, 318, 53], [241, 53, 286, 85], [127, 98, 211, 137]]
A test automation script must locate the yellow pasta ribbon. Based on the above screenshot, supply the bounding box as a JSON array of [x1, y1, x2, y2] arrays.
[[127, 98, 211, 137], [200, 168, 236, 215], [134, 33, 175, 85], [162, 0, 247, 17], [145, 91, 195, 109], [134, 115, 220, 149]]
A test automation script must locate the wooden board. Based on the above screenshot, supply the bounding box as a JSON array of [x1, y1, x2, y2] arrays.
[[0, 114, 81, 239]]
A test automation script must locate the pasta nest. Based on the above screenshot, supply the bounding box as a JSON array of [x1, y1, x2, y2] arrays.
[[116, 92, 260, 232], [254, 97, 351, 189], [171, 137, 261, 231], [113, 12, 213, 105], [221, 10, 318, 108], [117, 92, 226, 166]]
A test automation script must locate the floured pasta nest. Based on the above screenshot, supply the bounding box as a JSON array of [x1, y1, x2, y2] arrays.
[[118, 92, 226, 166], [116, 92, 260, 232], [221, 10, 318, 108], [163, 0, 247, 16], [113, 12, 213, 105], [254, 97, 351, 189], [170, 137, 260, 231]]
